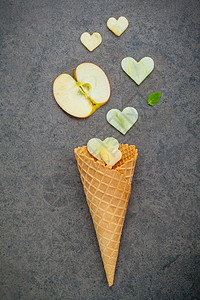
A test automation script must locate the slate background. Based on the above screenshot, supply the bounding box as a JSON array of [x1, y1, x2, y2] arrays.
[[1, 0, 200, 299]]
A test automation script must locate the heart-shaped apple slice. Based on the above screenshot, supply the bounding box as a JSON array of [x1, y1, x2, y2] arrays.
[[53, 63, 110, 118], [87, 137, 122, 167], [107, 16, 129, 36], [121, 57, 154, 85], [80, 32, 102, 51], [107, 107, 138, 135]]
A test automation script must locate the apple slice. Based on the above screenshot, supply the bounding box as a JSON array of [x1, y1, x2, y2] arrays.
[[80, 32, 102, 51], [87, 137, 122, 167], [107, 107, 138, 134], [53, 63, 110, 118], [121, 57, 154, 85], [107, 16, 129, 36]]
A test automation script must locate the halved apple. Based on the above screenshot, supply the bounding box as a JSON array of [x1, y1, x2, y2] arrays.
[[53, 63, 110, 118]]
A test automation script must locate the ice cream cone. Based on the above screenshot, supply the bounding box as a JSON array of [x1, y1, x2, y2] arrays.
[[74, 144, 138, 286]]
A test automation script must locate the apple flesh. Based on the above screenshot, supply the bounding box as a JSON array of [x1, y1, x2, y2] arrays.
[[80, 32, 102, 51], [107, 16, 129, 36], [87, 137, 122, 167], [53, 63, 110, 118]]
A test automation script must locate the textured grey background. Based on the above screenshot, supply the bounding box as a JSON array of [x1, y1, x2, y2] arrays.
[[1, 0, 200, 299]]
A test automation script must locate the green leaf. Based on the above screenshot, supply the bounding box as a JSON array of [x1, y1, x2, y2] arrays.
[[148, 92, 161, 106]]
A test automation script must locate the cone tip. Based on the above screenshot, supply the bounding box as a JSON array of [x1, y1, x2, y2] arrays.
[[108, 281, 114, 287]]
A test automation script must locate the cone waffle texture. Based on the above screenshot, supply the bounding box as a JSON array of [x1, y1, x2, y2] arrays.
[[74, 144, 138, 286]]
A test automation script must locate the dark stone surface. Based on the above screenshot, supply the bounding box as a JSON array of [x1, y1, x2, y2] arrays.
[[1, 0, 200, 299]]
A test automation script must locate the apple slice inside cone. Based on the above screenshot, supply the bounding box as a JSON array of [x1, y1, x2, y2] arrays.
[[53, 63, 110, 118]]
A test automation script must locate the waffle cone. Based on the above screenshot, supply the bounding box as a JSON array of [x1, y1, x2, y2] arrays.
[[74, 144, 138, 286]]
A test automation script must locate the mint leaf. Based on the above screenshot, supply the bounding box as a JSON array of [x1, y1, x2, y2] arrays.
[[148, 92, 161, 106]]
